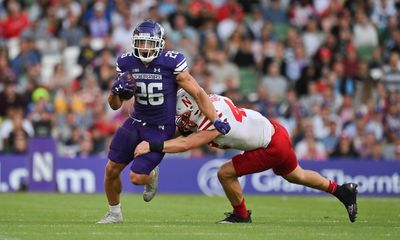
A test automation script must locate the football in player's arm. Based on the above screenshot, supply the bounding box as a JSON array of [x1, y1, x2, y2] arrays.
[[134, 90, 359, 224]]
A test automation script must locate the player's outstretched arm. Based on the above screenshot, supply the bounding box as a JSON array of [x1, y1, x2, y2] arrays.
[[134, 130, 220, 157], [176, 71, 230, 134]]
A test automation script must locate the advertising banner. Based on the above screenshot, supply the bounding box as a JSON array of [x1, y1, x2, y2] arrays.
[[27, 138, 57, 192], [1, 154, 399, 196]]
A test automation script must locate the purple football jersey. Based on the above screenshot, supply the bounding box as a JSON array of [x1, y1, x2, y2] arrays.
[[116, 50, 188, 125]]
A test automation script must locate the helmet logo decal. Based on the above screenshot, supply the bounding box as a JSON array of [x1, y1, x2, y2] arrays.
[[182, 96, 192, 108]]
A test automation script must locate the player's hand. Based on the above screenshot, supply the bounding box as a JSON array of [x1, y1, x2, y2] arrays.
[[111, 72, 135, 96], [213, 118, 231, 135], [134, 141, 150, 157]]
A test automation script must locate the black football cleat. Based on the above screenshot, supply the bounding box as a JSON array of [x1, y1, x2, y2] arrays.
[[334, 183, 358, 223], [217, 210, 252, 224]]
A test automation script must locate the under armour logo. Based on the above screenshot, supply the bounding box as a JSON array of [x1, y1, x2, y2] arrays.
[[115, 84, 123, 91], [154, 68, 160, 73]]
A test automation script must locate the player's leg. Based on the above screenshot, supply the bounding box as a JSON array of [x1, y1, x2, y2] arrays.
[[282, 164, 358, 222], [131, 142, 165, 203], [282, 165, 331, 191], [98, 119, 141, 224], [217, 161, 252, 223], [97, 160, 126, 224], [104, 160, 126, 205], [129, 169, 157, 185], [132, 124, 175, 202], [270, 120, 358, 222]]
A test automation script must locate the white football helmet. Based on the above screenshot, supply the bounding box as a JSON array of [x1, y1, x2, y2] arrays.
[[176, 89, 201, 132]]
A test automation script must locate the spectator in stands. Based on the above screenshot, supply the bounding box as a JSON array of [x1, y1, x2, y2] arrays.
[[286, 43, 309, 83], [371, 0, 397, 31], [299, 81, 323, 110], [188, 0, 214, 25], [294, 118, 327, 161], [302, 18, 324, 58], [330, 134, 359, 159], [394, 140, 400, 161], [288, 0, 315, 29], [59, 10, 85, 47], [110, 0, 130, 28], [384, 28, 400, 58], [382, 128, 399, 160], [0, 0, 30, 39], [262, 0, 288, 24], [321, 118, 340, 155], [77, 132, 95, 157], [381, 51, 400, 92], [0, 107, 33, 152], [262, 41, 287, 79], [88, 2, 110, 39], [130, 0, 156, 25], [216, 1, 244, 43], [169, 13, 198, 47], [78, 37, 97, 68], [27, 87, 54, 137], [353, 11, 379, 49], [371, 140, 385, 161], [0, 80, 26, 118], [111, 13, 133, 54], [342, 46, 360, 79], [207, 50, 240, 94], [245, 5, 264, 41], [10, 35, 41, 80], [232, 35, 256, 68], [216, 0, 244, 23], [25, 6, 59, 40], [189, 56, 208, 88], [8, 128, 28, 154], [356, 132, 379, 159], [365, 107, 385, 141], [0, 48, 15, 83], [261, 61, 288, 100], [93, 48, 115, 92], [62, 125, 81, 157]]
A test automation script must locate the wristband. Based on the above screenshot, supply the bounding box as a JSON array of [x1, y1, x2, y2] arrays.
[[149, 142, 164, 153]]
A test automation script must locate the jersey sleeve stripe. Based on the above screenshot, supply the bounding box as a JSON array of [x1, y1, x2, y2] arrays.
[[198, 117, 211, 130], [173, 66, 188, 74], [201, 122, 213, 131], [116, 65, 121, 72], [176, 58, 186, 68], [199, 113, 223, 131], [174, 61, 187, 72]]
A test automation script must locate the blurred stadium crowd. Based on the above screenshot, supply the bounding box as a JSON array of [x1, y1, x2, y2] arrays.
[[0, 0, 400, 161]]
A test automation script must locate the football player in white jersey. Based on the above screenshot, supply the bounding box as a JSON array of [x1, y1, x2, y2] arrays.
[[134, 89, 358, 223]]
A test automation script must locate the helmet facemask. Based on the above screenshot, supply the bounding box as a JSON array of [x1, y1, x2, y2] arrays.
[[132, 34, 165, 63], [176, 110, 199, 132]]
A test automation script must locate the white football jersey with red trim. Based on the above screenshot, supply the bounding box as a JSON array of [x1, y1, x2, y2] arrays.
[[195, 95, 274, 151]]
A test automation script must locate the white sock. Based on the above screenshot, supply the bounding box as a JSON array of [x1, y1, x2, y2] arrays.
[[109, 203, 121, 214]]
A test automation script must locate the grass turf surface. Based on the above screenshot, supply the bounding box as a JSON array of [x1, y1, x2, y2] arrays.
[[0, 193, 399, 240]]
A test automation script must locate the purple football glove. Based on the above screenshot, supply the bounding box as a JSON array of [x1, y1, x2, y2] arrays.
[[111, 72, 136, 96], [213, 118, 231, 135]]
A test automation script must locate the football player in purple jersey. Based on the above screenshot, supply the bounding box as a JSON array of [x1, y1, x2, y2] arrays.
[[97, 19, 231, 224]]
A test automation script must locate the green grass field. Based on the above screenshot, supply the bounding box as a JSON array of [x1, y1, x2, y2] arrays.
[[0, 193, 399, 240]]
